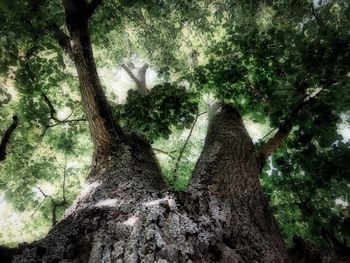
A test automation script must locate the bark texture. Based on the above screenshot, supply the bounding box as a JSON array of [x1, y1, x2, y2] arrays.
[[62, 0, 122, 152], [187, 103, 290, 262], [11, 104, 291, 263]]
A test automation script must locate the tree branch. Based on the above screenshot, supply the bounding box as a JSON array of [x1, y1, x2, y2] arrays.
[[47, 24, 74, 58], [286, 169, 350, 254], [41, 92, 86, 126], [41, 92, 60, 122], [309, 0, 323, 27], [259, 86, 328, 161], [24, 1, 73, 58], [172, 111, 206, 177], [0, 116, 19, 162], [152, 148, 176, 159], [35, 183, 68, 226], [121, 64, 141, 86], [259, 121, 293, 161], [62, 153, 67, 203]]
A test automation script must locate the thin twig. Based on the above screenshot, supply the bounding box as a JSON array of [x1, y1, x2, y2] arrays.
[[31, 197, 47, 217], [153, 148, 176, 159], [62, 153, 67, 203], [262, 128, 277, 140], [172, 111, 207, 177], [309, 0, 323, 27], [35, 186, 50, 199]]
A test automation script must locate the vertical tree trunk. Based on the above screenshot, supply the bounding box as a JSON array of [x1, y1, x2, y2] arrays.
[[187, 102, 290, 262], [62, 0, 122, 154]]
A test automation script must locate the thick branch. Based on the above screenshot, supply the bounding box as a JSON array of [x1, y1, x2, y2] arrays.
[[121, 64, 141, 85], [188, 102, 289, 259], [0, 116, 19, 162], [47, 24, 74, 58], [259, 86, 327, 160], [137, 63, 149, 94], [259, 121, 293, 161]]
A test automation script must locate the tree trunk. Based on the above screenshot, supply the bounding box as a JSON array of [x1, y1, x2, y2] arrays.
[[11, 103, 294, 263], [187, 103, 289, 262], [62, 0, 123, 154]]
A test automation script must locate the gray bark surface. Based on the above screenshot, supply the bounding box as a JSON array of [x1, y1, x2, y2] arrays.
[[12, 105, 293, 263]]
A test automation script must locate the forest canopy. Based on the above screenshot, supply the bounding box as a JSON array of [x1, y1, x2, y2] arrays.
[[0, 0, 350, 261]]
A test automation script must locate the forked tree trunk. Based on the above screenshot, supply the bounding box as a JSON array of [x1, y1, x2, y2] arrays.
[[12, 103, 292, 263], [10, 1, 292, 262]]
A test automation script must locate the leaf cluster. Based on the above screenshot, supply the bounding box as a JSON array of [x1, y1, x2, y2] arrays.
[[115, 83, 198, 142]]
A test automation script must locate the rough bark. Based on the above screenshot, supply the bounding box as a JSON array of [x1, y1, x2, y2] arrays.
[[7, 103, 350, 263], [187, 102, 290, 262], [288, 236, 350, 263], [62, 0, 122, 153], [12, 129, 168, 262], [10, 104, 288, 263]]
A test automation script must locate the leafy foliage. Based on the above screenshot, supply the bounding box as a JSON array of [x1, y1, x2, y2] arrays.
[[115, 83, 198, 142]]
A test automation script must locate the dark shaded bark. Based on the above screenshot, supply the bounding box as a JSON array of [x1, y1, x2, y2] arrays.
[[8, 102, 349, 263], [0, 116, 18, 162], [0, 246, 21, 263], [62, 0, 122, 153], [187, 102, 290, 262], [288, 236, 350, 263]]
